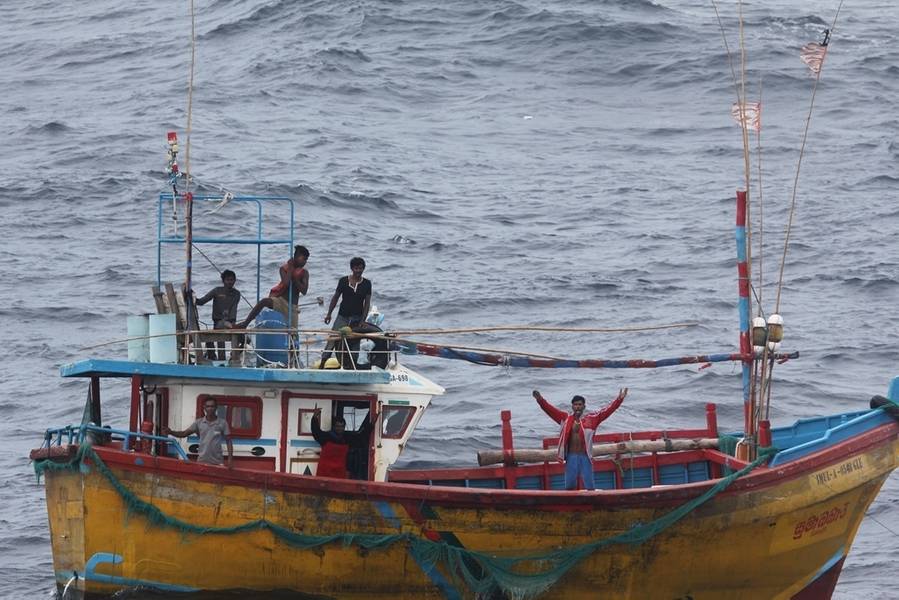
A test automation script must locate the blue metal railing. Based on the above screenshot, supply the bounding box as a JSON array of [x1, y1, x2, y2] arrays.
[[41, 424, 190, 461], [156, 193, 296, 303]]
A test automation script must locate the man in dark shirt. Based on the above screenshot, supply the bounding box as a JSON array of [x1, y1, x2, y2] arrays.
[[195, 269, 242, 360], [321, 257, 372, 365], [311, 407, 373, 479]]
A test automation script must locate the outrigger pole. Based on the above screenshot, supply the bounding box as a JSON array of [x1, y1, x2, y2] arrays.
[[393, 339, 796, 369]]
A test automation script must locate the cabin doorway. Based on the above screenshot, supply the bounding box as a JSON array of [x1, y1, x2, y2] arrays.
[[131, 381, 169, 455], [281, 392, 377, 479]]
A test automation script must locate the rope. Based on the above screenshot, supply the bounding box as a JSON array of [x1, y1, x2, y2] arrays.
[[774, 4, 843, 313], [388, 322, 699, 335], [190, 243, 257, 311], [33, 443, 775, 599], [76, 321, 687, 353]]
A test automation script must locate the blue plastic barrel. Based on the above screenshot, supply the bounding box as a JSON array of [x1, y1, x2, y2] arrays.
[[254, 308, 289, 366]]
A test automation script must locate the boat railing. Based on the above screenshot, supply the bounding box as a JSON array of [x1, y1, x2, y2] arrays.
[[40, 424, 189, 460], [162, 327, 397, 370]]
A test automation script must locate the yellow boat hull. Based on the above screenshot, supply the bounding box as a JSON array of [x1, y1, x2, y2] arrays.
[[40, 429, 898, 600]]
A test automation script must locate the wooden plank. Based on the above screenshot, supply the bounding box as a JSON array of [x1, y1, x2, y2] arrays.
[[174, 288, 190, 331], [477, 438, 721, 466], [151, 286, 168, 314], [163, 283, 185, 331]]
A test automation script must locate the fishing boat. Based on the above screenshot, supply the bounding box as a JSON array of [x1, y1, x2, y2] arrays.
[[29, 186, 899, 600], [29, 8, 899, 600]]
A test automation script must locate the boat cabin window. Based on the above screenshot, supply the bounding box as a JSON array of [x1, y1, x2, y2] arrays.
[[196, 394, 262, 438], [340, 404, 370, 432], [382, 406, 415, 438], [297, 408, 317, 436]]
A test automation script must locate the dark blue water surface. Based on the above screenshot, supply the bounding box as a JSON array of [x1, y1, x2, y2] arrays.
[[2, 0, 897, 598]]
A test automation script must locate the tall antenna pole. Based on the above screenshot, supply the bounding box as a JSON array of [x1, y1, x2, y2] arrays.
[[735, 190, 753, 453], [737, 2, 758, 453], [182, 0, 197, 363]]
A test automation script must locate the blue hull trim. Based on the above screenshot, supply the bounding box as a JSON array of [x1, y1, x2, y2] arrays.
[[60, 359, 390, 384], [768, 409, 894, 467]]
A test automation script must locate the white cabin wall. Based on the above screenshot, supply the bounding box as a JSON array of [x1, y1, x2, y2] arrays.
[[154, 377, 439, 480]]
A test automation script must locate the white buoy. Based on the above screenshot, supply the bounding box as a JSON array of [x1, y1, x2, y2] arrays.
[[767, 314, 783, 351], [752, 316, 767, 353]]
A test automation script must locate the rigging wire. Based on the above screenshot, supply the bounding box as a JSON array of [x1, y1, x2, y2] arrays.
[[755, 75, 764, 313], [80, 322, 697, 353], [765, 3, 844, 422], [774, 3, 844, 313], [387, 322, 699, 335]]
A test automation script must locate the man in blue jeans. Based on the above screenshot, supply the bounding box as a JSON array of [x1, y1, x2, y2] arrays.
[[533, 388, 627, 490]]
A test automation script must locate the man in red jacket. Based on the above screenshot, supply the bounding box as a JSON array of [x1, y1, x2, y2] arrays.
[[311, 407, 372, 479], [533, 388, 627, 490]]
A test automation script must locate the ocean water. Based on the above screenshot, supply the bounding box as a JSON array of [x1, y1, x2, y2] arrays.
[[1, 0, 897, 598]]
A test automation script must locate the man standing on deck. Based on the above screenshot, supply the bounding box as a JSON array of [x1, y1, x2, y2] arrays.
[[236, 245, 309, 330], [163, 397, 234, 468], [193, 269, 243, 361], [533, 388, 627, 490], [321, 256, 372, 364]]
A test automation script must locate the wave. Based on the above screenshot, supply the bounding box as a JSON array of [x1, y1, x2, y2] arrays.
[[25, 121, 70, 134]]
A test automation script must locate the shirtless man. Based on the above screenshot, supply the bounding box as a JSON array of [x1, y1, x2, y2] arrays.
[[236, 245, 309, 329]]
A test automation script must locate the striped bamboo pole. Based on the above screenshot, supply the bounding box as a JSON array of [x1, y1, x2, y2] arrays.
[[735, 190, 754, 443]]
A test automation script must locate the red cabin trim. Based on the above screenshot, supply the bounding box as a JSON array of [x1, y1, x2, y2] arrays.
[[129, 376, 141, 434], [279, 393, 289, 473], [280, 391, 378, 480], [74, 420, 897, 512], [381, 406, 416, 439], [195, 394, 263, 438]]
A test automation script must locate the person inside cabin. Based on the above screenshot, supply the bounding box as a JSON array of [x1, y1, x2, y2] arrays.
[[236, 245, 309, 330], [533, 388, 627, 490], [321, 256, 372, 365], [163, 397, 234, 468], [194, 269, 243, 361], [311, 407, 373, 479]]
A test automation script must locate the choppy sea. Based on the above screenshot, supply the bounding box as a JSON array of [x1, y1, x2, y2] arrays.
[[1, 0, 897, 598]]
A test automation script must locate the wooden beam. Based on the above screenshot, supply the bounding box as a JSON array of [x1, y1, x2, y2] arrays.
[[151, 285, 167, 314], [477, 438, 721, 466]]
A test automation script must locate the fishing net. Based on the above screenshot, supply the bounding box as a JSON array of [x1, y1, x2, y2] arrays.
[[34, 443, 774, 599]]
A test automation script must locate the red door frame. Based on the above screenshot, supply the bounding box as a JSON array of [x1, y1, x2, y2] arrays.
[[279, 391, 378, 477]]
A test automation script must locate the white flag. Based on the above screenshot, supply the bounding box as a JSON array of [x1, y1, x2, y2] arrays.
[[800, 42, 827, 74], [731, 102, 761, 132]]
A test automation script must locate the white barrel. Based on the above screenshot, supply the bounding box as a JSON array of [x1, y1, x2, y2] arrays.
[[126, 315, 150, 362], [148, 314, 178, 363]]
